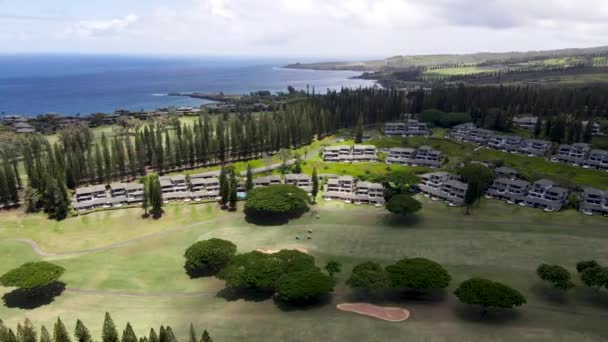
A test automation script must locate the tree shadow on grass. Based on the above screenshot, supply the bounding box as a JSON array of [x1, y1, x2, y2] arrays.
[[273, 293, 333, 312], [183, 266, 219, 279], [3, 282, 66, 309], [216, 287, 274, 302], [530, 283, 570, 306], [452, 303, 522, 324], [381, 214, 421, 228], [575, 288, 608, 310]]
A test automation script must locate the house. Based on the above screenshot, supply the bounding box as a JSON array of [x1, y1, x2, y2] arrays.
[[284, 174, 312, 193], [354, 182, 385, 205], [412, 146, 442, 168], [494, 166, 518, 180], [579, 187, 608, 216], [384, 120, 429, 137], [159, 175, 188, 193], [126, 183, 144, 203], [189, 178, 207, 192], [486, 178, 530, 203], [449, 123, 477, 141], [522, 179, 569, 211], [253, 175, 282, 188], [12, 122, 36, 134], [190, 170, 221, 179], [488, 135, 524, 152], [162, 191, 191, 202], [109, 183, 128, 197], [553, 143, 591, 165], [418, 172, 467, 206], [351, 145, 378, 162], [201, 177, 220, 191], [464, 128, 495, 145], [585, 150, 608, 171], [583, 121, 602, 135], [513, 116, 539, 130], [386, 148, 417, 164], [75, 185, 107, 202], [325, 175, 354, 193], [323, 146, 349, 162], [518, 139, 552, 157]]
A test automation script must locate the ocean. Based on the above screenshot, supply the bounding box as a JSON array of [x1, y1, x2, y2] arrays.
[[0, 55, 374, 116]]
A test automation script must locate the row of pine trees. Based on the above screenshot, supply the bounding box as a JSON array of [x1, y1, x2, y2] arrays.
[[0, 314, 212, 342]]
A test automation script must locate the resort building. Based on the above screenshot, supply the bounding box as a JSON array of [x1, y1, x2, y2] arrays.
[[323, 145, 378, 163], [385, 146, 442, 168], [580, 187, 608, 216], [159, 175, 188, 193], [518, 139, 552, 156], [384, 120, 430, 137], [253, 175, 282, 188], [553, 143, 592, 165], [585, 150, 608, 171], [323, 178, 384, 206], [486, 178, 531, 203], [513, 116, 539, 130], [75, 185, 107, 202], [522, 179, 569, 211], [418, 172, 468, 206], [449, 123, 477, 141], [284, 174, 312, 193], [494, 166, 518, 180]]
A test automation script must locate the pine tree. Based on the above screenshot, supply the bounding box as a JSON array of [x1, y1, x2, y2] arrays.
[[148, 329, 158, 342], [53, 318, 71, 342], [0, 320, 8, 342], [533, 117, 542, 138], [200, 330, 212, 342], [157, 327, 166, 342], [311, 167, 319, 203], [355, 113, 364, 143], [229, 171, 237, 211], [583, 120, 594, 143], [101, 133, 113, 181], [20, 319, 37, 342], [219, 168, 229, 207], [121, 323, 137, 342], [102, 313, 119, 342], [142, 178, 150, 216], [149, 175, 163, 217], [188, 324, 197, 342], [164, 328, 176, 342], [74, 320, 91, 342], [7, 329, 16, 342], [40, 326, 51, 342], [245, 165, 253, 191]]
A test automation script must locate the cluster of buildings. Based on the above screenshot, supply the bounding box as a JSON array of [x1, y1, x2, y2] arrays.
[[486, 167, 569, 212], [418, 172, 469, 206], [552, 143, 608, 171], [323, 175, 385, 206], [385, 146, 442, 168], [384, 120, 430, 137], [513, 116, 602, 135], [73, 183, 145, 211], [158, 173, 221, 202], [448, 123, 552, 156], [323, 145, 378, 163]]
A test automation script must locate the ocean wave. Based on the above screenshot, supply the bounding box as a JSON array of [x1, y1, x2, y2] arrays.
[[152, 93, 167, 96]]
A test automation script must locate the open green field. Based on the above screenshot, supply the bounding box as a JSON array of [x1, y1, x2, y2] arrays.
[[2, 198, 608, 341], [424, 66, 496, 76]]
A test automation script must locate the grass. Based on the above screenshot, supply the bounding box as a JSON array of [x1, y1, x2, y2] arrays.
[[424, 67, 496, 76], [2, 199, 608, 341]]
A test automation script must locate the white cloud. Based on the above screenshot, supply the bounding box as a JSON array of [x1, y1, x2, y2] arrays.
[[5, 0, 608, 57], [66, 14, 138, 38]]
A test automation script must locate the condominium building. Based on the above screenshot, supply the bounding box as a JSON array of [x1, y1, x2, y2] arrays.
[[323, 145, 377, 163], [580, 187, 608, 216], [384, 120, 429, 137], [553, 143, 592, 165], [386, 146, 442, 168], [418, 172, 468, 206], [522, 179, 569, 211]]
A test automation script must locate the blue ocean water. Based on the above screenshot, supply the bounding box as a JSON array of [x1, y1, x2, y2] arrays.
[[0, 55, 374, 116]]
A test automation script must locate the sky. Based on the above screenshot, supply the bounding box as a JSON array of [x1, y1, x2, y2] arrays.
[[1, 0, 607, 59]]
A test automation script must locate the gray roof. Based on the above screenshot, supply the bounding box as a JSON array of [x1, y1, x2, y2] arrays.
[[109, 183, 127, 190], [495, 166, 517, 174], [389, 147, 416, 153], [285, 173, 312, 181], [583, 187, 605, 196], [76, 185, 106, 194], [190, 170, 221, 178], [444, 180, 468, 190], [338, 175, 354, 182], [126, 183, 144, 191], [534, 179, 555, 187]]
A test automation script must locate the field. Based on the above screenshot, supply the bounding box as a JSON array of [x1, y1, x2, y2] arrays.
[[424, 66, 496, 76], [2, 197, 608, 341]]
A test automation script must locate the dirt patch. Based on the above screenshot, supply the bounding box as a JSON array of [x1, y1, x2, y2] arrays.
[[256, 248, 309, 254], [337, 303, 410, 322]]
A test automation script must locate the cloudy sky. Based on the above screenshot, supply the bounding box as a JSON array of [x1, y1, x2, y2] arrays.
[[1, 0, 607, 59]]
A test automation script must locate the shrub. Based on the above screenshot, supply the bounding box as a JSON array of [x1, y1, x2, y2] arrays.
[[275, 268, 334, 303], [385, 257, 451, 290], [454, 278, 526, 313], [184, 238, 237, 275]]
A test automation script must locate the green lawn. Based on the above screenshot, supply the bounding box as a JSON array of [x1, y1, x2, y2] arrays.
[[424, 66, 496, 76], [2, 198, 608, 341]]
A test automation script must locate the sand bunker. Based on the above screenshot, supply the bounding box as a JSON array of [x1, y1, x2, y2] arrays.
[[336, 303, 410, 322], [256, 248, 309, 254]]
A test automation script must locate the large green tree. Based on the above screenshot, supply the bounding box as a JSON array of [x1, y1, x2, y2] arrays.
[[385, 194, 421, 216], [102, 313, 119, 342], [275, 268, 334, 303], [346, 261, 389, 292], [385, 258, 451, 290], [183, 238, 237, 276], [0, 262, 65, 292], [454, 278, 526, 314], [244, 185, 310, 219], [536, 264, 574, 291]]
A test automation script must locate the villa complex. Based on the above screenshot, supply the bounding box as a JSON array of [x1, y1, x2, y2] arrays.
[[323, 145, 378, 163], [385, 146, 442, 168], [417, 172, 469, 206], [323, 175, 385, 206], [384, 120, 430, 137]]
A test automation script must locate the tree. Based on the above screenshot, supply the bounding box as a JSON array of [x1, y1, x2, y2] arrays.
[[355, 113, 363, 143], [183, 238, 237, 275], [188, 324, 196, 342], [245, 165, 254, 191], [53, 318, 71, 342], [218, 251, 284, 290], [275, 267, 334, 303], [74, 320, 91, 342], [148, 329, 158, 342], [454, 278, 526, 314], [40, 326, 51, 342], [148, 175, 163, 218], [576, 260, 599, 273], [346, 261, 389, 292], [533, 117, 542, 138], [277, 149, 292, 173], [163, 327, 176, 342], [141, 178, 150, 216], [121, 323, 137, 342], [0, 262, 64, 291], [385, 194, 422, 216], [583, 121, 594, 143], [200, 330, 212, 342], [292, 158, 302, 174], [580, 265, 608, 290], [536, 264, 574, 290], [460, 163, 494, 191], [20, 319, 36, 342], [102, 313, 119, 342], [228, 171, 238, 211], [385, 257, 451, 290], [219, 168, 229, 207], [324, 261, 342, 280], [311, 168, 319, 203], [244, 185, 310, 219]]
